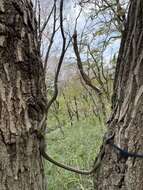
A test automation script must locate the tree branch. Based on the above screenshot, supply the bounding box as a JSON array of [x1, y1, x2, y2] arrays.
[[72, 30, 102, 95], [46, 0, 67, 111]]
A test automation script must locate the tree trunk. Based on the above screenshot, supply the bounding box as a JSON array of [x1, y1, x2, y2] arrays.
[[94, 0, 143, 189], [0, 1, 47, 189]]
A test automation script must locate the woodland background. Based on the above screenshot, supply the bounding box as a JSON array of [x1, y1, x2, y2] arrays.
[[34, 0, 127, 189]]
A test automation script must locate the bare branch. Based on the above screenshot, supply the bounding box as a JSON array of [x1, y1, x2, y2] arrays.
[[38, 1, 56, 49], [72, 30, 102, 95], [44, 0, 57, 73], [102, 0, 123, 22], [40, 3, 55, 34], [74, 7, 82, 32], [46, 0, 67, 111]]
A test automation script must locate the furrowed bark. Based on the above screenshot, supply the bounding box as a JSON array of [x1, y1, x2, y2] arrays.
[[0, 0, 47, 189], [94, 0, 143, 189]]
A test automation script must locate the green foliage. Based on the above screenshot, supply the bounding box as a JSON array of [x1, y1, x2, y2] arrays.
[[45, 118, 105, 190], [45, 63, 112, 189]]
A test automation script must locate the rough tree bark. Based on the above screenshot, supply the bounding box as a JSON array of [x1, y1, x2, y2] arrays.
[[94, 0, 143, 189], [0, 0, 47, 190]]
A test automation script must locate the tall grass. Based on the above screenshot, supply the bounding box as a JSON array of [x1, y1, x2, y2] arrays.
[[45, 117, 105, 190]]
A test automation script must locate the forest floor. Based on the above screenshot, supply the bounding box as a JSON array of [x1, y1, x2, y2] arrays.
[[45, 118, 105, 190]]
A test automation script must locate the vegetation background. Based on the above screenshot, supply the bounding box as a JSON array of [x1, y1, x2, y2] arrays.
[[33, 0, 127, 189]]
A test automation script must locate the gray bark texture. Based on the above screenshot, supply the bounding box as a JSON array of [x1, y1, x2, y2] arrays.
[[94, 0, 143, 189], [0, 0, 47, 189]]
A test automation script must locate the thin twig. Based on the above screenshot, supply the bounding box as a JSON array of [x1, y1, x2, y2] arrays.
[[46, 0, 67, 111], [44, 0, 57, 73]]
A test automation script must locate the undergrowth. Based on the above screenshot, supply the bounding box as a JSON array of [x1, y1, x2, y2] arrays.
[[45, 117, 105, 190]]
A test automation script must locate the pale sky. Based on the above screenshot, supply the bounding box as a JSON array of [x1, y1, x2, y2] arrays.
[[34, 0, 121, 66]]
